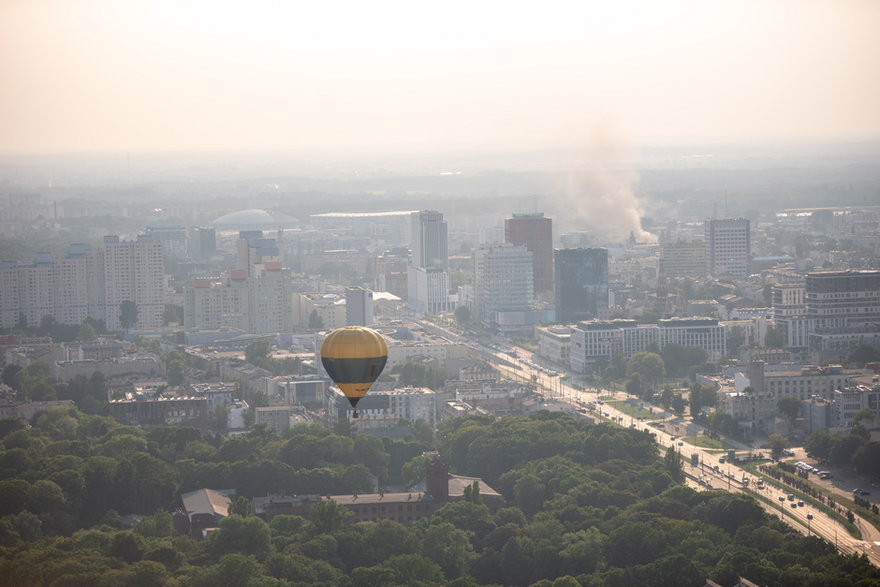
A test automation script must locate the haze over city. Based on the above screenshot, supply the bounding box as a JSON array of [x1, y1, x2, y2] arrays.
[[2, 0, 879, 157]]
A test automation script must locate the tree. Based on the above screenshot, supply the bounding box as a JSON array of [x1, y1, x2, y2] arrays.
[[764, 326, 784, 349], [119, 300, 139, 331], [625, 374, 644, 399], [726, 325, 746, 358], [308, 309, 324, 330], [210, 515, 272, 560], [848, 344, 880, 367], [454, 306, 471, 326], [626, 352, 665, 391], [77, 322, 97, 341], [777, 396, 801, 433], [309, 499, 351, 533], [671, 394, 687, 416], [245, 340, 272, 365], [2, 364, 22, 391], [422, 522, 474, 579], [229, 496, 253, 517], [853, 408, 876, 429], [664, 446, 683, 482], [768, 434, 789, 461], [162, 304, 183, 326]]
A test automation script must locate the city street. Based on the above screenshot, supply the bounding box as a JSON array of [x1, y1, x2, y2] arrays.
[[466, 337, 880, 567]]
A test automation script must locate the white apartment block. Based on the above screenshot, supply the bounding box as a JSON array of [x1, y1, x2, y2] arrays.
[[772, 284, 809, 353], [536, 325, 571, 365], [831, 380, 880, 428], [101, 235, 164, 331], [326, 386, 437, 428], [292, 293, 347, 331], [0, 237, 163, 331], [473, 243, 534, 329], [570, 318, 726, 373], [408, 266, 449, 315], [184, 264, 293, 335]]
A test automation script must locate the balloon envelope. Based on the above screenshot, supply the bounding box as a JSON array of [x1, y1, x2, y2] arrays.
[[320, 326, 388, 415]]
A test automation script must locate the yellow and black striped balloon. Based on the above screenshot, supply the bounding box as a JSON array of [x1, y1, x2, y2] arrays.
[[320, 326, 388, 418]]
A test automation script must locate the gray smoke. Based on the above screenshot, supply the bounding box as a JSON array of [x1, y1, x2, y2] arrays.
[[554, 130, 657, 243]]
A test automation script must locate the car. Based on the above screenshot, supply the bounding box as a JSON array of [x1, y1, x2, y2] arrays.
[[782, 449, 795, 457], [798, 500, 804, 507], [787, 494, 795, 501], [819, 472, 833, 479], [853, 489, 871, 496], [670, 436, 677, 441], [790, 502, 798, 508], [719, 457, 725, 464], [778, 496, 785, 502], [678, 441, 684, 446]]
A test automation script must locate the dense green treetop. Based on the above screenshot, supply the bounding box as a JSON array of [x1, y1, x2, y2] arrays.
[[1, 409, 878, 585]]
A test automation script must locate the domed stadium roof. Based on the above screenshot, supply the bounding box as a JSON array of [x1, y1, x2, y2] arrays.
[[211, 209, 298, 228]]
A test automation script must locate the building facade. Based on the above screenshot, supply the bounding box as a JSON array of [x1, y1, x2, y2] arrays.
[[705, 218, 750, 278], [660, 240, 706, 278], [473, 243, 535, 332], [554, 248, 608, 324], [0, 236, 164, 331], [806, 270, 880, 359], [345, 287, 375, 326], [569, 317, 726, 373], [504, 213, 554, 300], [408, 210, 449, 314]]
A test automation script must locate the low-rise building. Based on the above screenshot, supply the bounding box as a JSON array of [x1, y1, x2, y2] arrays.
[[53, 355, 164, 381], [190, 382, 237, 413], [254, 405, 295, 436], [569, 317, 726, 373], [536, 325, 571, 366], [108, 396, 208, 430], [325, 386, 437, 429], [0, 399, 75, 423]]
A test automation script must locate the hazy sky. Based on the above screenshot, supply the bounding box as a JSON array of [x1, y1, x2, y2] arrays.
[[2, 0, 879, 155]]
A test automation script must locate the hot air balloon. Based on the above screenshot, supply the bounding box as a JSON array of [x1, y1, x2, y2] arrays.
[[320, 326, 388, 418]]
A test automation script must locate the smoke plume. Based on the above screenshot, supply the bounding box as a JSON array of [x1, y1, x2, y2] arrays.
[[554, 128, 657, 243]]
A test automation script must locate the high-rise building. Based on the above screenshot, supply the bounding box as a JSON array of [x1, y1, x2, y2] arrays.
[[806, 270, 880, 358], [473, 243, 534, 331], [190, 227, 217, 260], [505, 213, 553, 299], [345, 287, 374, 326], [410, 210, 447, 271], [554, 248, 608, 324], [146, 226, 188, 258], [184, 262, 293, 335], [705, 218, 750, 278], [0, 238, 162, 331], [237, 231, 282, 277], [772, 284, 809, 356], [660, 240, 706, 278], [408, 210, 449, 314], [100, 235, 165, 331]]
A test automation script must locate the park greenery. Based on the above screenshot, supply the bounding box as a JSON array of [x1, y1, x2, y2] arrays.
[[0, 409, 878, 586], [805, 424, 880, 481]]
